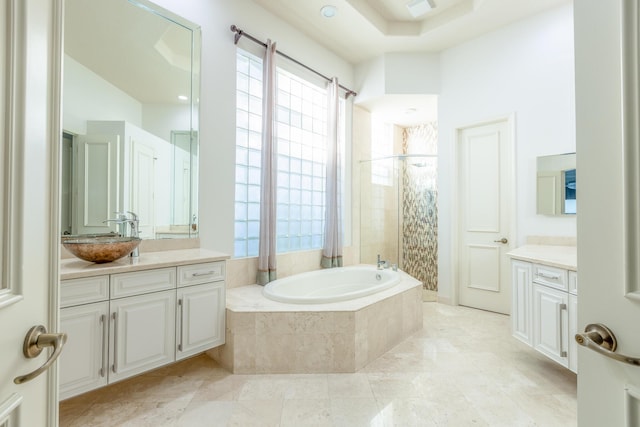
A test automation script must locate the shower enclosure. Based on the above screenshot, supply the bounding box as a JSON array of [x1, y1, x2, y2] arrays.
[[359, 154, 438, 296]]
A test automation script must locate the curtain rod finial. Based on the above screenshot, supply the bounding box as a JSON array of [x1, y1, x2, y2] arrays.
[[231, 25, 243, 45]]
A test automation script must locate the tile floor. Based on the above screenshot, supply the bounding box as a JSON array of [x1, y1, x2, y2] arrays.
[[59, 303, 577, 426]]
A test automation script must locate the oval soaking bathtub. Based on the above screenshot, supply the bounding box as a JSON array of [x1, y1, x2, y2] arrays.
[[262, 265, 401, 304]]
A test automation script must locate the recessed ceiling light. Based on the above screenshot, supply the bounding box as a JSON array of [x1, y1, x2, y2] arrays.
[[320, 5, 337, 18], [178, 95, 189, 101]]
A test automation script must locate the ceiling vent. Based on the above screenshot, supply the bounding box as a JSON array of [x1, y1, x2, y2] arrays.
[[406, 0, 435, 18]]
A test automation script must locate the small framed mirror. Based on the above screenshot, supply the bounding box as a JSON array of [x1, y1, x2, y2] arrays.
[[536, 153, 576, 216]]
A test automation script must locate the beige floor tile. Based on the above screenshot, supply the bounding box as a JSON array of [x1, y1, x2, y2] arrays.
[[327, 373, 374, 398], [280, 399, 333, 427], [330, 397, 385, 427], [177, 401, 234, 427], [374, 397, 438, 427], [227, 399, 283, 427], [59, 303, 578, 427]]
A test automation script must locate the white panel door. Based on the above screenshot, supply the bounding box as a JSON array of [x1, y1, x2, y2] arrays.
[[176, 282, 225, 360], [130, 139, 156, 239], [575, 1, 640, 424], [75, 133, 121, 235], [457, 119, 513, 314], [109, 290, 176, 383], [59, 302, 109, 399], [0, 0, 62, 425]]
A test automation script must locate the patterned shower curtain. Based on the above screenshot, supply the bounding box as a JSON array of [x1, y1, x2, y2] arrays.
[[321, 77, 343, 268]]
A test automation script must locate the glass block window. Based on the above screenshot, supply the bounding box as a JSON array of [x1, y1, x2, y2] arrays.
[[234, 49, 344, 258]]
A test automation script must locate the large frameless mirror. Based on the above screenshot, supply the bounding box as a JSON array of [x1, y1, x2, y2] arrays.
[[61, 0, 200, 239]]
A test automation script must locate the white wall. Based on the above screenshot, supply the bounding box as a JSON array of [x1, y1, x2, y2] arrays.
[[437, 4, 576, 301], [63, 56, 142, 134], [148, 0, 355, 257]]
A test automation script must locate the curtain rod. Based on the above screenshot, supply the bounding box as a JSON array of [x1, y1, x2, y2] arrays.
[[230, 25, 357, 99]]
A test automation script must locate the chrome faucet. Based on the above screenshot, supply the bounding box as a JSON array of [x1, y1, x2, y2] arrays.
[[377, 254, 387, 270], [103, 212, 128, 237], [104, 211, 140, 257]]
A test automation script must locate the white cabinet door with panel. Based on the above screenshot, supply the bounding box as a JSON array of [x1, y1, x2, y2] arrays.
[[176, 262, 226, 360], [532, 283, 569, 368], [176, 282, 225, 360], [511, 260, 533, 345], [59, 302, 109, 399], [109, 290, 176, 383]]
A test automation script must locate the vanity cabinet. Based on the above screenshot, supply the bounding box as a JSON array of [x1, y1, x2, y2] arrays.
[[60, 275, 110, 399], [532, 282, 569, 367], [109, 289, 176, 383], [59, 301, 109, 400], [176, 262, 226, 360], [59, 260, 226, 400], [511, 260, 533, 345], [510, 258, 577, 373]]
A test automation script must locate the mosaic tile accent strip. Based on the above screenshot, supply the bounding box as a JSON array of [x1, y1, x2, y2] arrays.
[[401, 123, 438, 292]]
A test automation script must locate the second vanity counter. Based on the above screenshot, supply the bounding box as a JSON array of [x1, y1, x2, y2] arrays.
[[507, 244, 577, 271], [60, 247, 229, 280]]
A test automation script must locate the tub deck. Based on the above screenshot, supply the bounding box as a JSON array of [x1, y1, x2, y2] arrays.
[[209, 270, 423, 374]]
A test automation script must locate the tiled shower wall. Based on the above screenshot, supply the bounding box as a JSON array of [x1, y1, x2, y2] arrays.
[[401, 124, 438, 294]]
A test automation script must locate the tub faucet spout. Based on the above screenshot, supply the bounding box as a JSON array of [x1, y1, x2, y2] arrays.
[[377, 254, 387, 270]]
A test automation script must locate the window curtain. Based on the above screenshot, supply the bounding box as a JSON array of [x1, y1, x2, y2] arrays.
[[321, 77, 343, 268], [257, 40, 278, 285]]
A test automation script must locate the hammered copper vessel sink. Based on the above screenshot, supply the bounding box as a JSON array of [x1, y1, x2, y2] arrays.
[[62, 236, 141, 263]]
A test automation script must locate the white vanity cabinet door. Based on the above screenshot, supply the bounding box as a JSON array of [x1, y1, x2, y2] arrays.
[[533, 283, 569, 367], [511, 260, 533, 345], [176, 281, 225, 360], [109, 290, 176, 383], [59, 302, 109, 400]]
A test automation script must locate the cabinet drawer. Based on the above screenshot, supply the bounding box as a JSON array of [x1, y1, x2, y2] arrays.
[[61, 276, 109, 308], [568, 271, 578, 295], [177, 262, 225, 287], [533, 264, 568, 291], [111, 267, 176, 298]]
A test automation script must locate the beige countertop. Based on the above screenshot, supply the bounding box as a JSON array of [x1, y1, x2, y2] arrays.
[[508, 244, 577, 271], [60, 248, 229, 280]]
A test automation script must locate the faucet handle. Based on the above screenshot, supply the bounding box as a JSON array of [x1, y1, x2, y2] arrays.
[[126, 211, 138, 221]]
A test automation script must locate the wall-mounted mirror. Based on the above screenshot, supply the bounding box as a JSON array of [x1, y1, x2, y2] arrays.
[[536, 153, 576, 216], [61, 0, 200, 239]]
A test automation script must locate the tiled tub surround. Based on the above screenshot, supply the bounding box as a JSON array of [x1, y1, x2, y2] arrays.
[[209, 270, 423, 374]]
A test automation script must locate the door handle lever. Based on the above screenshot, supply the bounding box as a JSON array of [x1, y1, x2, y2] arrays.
[[494, 238, 508, 244], [575, 323, 640, 366], [14, 325, 68, 384]]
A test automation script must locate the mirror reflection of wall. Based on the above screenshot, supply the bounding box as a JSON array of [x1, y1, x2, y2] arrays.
[[536, 153, 576, 216], [61, 0, 200, 239]]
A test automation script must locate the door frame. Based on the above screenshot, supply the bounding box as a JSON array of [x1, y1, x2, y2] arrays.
[[451, 114, 517, 307], [48, 0, 64, 421]]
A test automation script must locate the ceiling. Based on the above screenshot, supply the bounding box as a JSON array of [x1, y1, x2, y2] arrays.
[[65, 0, 195, 105], [252, 0, 572, 64], [251, 0, 571, 126]]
